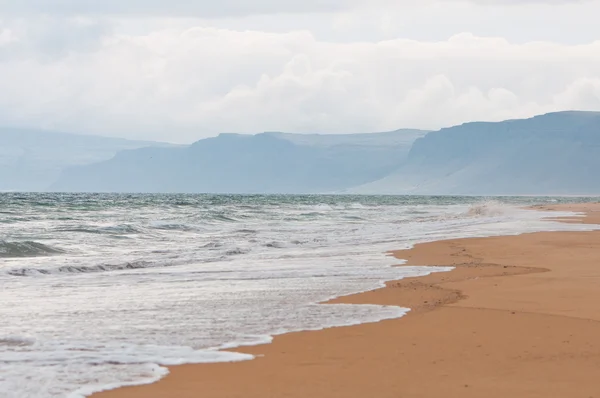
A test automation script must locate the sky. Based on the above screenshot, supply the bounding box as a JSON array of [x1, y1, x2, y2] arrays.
[[0, 0, 599, 143]]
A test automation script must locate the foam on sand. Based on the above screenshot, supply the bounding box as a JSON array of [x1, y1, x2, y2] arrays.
[[1, 194, 598, 397]]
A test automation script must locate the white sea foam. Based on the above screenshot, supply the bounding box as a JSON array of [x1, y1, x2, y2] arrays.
[[466, 200, 511, 217], [0, 194, 597, 397]]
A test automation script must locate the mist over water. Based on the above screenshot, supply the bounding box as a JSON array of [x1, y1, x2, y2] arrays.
[[0, 193, 597, 397]]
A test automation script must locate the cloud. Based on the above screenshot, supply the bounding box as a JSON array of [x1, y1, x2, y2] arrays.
[[1, 0, 357, 18], [0, 21, 599, 143], [0, 16, 113, 59], [0, 0, 594, 18], [553, 78, 600, 110], [0, 28, 17, 46]]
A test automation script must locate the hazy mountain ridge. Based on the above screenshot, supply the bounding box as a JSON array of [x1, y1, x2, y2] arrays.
[[268, 129, 429, 148], [50, 130, 428, 193], [351, 111, 600, 195], [19, 112, 600, 195], [0, 128, 175, 191]]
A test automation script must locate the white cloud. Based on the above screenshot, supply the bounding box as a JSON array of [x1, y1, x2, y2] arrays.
[[0, 0, 600, 143], [553, 78, 600, 110], [1, 22, 599, 143], [0, 28, 17, 46], [0, 0, 593, 18], [1, 0, 360, 18]]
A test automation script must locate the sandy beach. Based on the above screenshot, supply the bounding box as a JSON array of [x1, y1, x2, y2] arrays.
[[94, 203, 600, 398]]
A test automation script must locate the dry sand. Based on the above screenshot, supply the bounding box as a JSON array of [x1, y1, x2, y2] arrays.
[[94, 203, 600, 398]]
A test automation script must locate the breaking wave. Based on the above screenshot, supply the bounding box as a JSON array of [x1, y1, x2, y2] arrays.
[[225, 248, 250, 256], [265, 241, 287, 249], [7, 260, 157, 276], [0, 241, 65, 258], [0, 337, 35, 347], [149, 222, 201, 232], [466, 201, 509, 217], [58, 225, 142, 235]]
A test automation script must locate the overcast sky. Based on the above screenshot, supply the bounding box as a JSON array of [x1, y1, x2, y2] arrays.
[[1, 0, 599, 143]]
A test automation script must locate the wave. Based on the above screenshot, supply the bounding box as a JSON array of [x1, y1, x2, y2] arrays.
[[225, 248, 250, 256], [343, 215, 365, 221], [312, 204, 333, 211], [212, 214, 238, 223], [290, 240, 308, 245], [100, 225, 142, 234], [388, 202, 512, 224], [58, 225, 142, 235], [7, 260, 153, 276], [263, 239, 314, 248], [0, 336, 35, 347], [202, 242, 224, 249], [5, 254, 234, 277], [298, 212, 325, 218], [0, 241, 65, 258], [235, 229, 257, 234], [264, 241, 287, 249], [149, 222, 201, 232], [466, 201, 509, 217]]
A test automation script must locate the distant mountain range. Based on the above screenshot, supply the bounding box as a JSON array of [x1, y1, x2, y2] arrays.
[[0, 129, 175, 192], [5, 111, 600, 195], [49, 130, 428, 193], [350, 111, 600, 195]]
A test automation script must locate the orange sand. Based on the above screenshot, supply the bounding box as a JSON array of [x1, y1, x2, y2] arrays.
[[94, 203, 600, 398]]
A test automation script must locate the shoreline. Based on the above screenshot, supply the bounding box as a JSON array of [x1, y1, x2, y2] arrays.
[[93, 203, 600, 398]]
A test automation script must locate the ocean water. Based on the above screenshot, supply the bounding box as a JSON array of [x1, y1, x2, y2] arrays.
[[0, 193, 598, 398]]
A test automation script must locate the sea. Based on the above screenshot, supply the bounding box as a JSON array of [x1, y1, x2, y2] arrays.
[[1, 193, 598, 398]]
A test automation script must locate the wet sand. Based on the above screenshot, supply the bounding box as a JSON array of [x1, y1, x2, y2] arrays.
[[94, 203, 600, 398]]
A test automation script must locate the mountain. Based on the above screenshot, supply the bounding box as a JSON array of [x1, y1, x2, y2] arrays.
[[269, 130, 427, 148], [350, 111, 600, 195], [49, 129, 428, 193], [0, 129, 175, 192], [46, 111, 600, 195]]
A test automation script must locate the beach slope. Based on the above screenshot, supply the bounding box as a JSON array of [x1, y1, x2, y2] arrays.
[[94, 203, 600, 398]]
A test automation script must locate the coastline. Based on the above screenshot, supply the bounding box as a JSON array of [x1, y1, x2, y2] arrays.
[[93, 203, 600, 398]]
